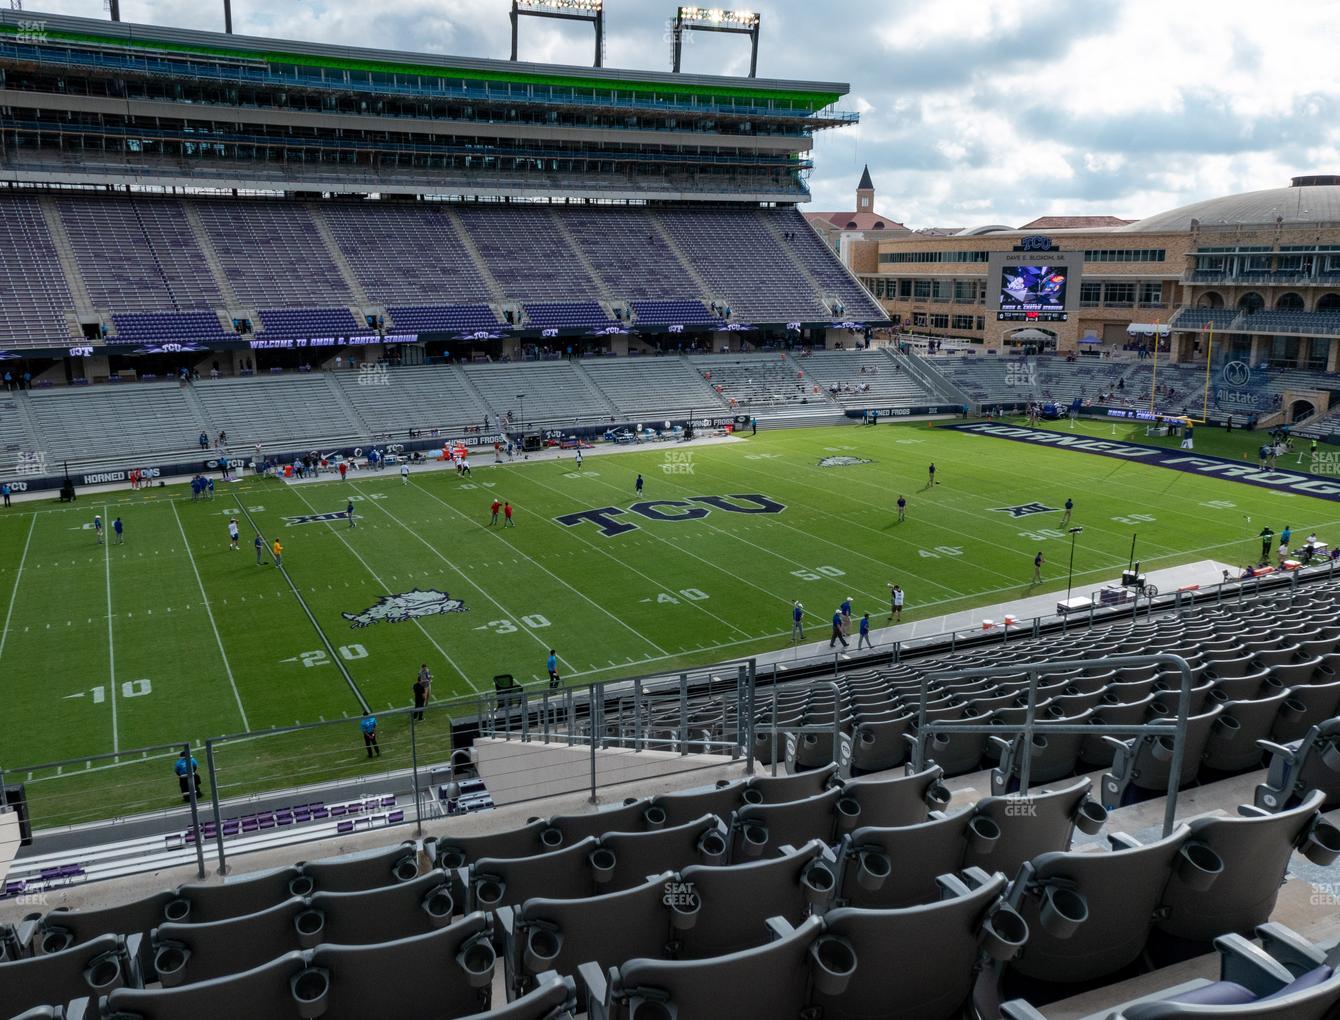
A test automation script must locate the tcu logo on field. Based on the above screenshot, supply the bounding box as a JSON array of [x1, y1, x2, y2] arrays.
[[556, 493, 785, 537]]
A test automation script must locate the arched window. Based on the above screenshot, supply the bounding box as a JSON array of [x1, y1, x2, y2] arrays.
[[1275, 292, 1305, 311], [1317, 293, 1340, 312], [1196, 291, 1224, 309], [1237, 292, 1264, 313]]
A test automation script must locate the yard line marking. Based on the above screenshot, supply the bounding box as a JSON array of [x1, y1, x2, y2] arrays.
[[283, 487, 479, 692], [235, 502, 375, 710], [0, 515, 36, 664], [391, 480, 671, 656], [103, 504, 119, 755], [171, 501, 250, 730]]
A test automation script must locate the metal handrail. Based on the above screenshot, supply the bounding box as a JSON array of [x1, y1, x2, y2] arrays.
[[914, 653, 1194, 837]]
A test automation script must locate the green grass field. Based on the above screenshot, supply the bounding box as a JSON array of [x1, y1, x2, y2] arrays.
[[2, 419, 1336, 828]]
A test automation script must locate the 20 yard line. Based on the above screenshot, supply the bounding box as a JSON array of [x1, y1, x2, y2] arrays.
[[171, 501, 250, 730], [0, 515, 36, 663], [103, 504, 119, 754]]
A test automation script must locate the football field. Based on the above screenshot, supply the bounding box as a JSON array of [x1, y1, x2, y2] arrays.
[[2, 419, 1337, 827]]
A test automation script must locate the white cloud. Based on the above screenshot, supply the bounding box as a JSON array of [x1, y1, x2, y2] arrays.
[[20, 0, 1340, 227]]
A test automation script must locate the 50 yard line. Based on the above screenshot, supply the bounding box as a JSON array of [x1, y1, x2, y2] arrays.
[[0, 515, 36, 663]]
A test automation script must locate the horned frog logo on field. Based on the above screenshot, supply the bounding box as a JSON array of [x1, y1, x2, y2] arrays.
[[818, 455, 873, 468], [342, 589, 469, 628]]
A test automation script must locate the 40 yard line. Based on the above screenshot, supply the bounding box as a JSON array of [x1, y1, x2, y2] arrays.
[[103, 503, 119, 754], [0, 515, 36, 663]]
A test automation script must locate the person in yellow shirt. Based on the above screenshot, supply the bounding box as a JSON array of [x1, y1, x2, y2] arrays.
[[272, 539, 283, 568]]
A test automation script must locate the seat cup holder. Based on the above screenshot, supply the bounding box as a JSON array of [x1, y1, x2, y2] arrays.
[[474, 878, 505, 909], [927, 783, 952, 810], [967, 814, 1001, 856], [540, 827, 563, 849], [1302, 820, 1340, 867], [670, 892, 700, 931], [802, 864, 836, 906], [1102, 691, 1120, 705], [458, 936, 497, 988], [1039, 886, 1089, 939], [1030, 735, 1049, 757], [697, 831, 727, 866], [393, 856, 419, 882], [163, 898, 191, 924], [439, 849, 467, 870], [289, 875, 316, 898], [859, 729, 875, 746], [1177, 842, 1224, 891], [644, 805, 667, 830], [153, 944, 189, 988], [1213, 715, 1242, 740], [742, 787, 765, 806], [294, 908, 325, 949], [629, 997, 676, 1020], [422, 889, 455, 927], [1073, 799, 1108, 836], [1279, 699, 1307, 720], [1150, 701, 1170, 716], [85, 954, 124, 994], [523, 926, 562, 973], [590, 848, 617, 885], [835, 796, 861, 833], [740, 822, 769, 858], [41, 930, 73, 955], [809, 935, 857, 997], [856, 850, 891, 891], [980, 906, 1028, 961], [1151, 735, 1176, 762], [290, 966, 330, 1019], [1322, 740, 1340, 773]]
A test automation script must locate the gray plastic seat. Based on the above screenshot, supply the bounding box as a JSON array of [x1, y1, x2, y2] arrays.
[[1080, 694, 1157, 767], [1209, 671, 1272, 703], [677, 840, 830, 958], [850, 715, 913, 773], [836, 765, 946, 829], [964, 778, 1106, 878], [999, 827, 1190, 986], [544, 799, 655, 847], [0, 934, 140, 1019], [1268, 656, 1323, 689], [35, 892, 182, 956], [472, 837, 603, 912], [1203, 691, 1291, 774], [1269, 679, 1340, 743], [151, 897, 308, 986], [1255, 718, 1340, 811], [1157, 791, 1339, 945], [429, 819, 548, 869], [461, 972, 576, 1019], [1102, 706, 1224, 808], [836, 812, 973, 908], [729, 787, 842, 859], [990, 710, 1094, 794], [298, 841, 420, 892], [597, 815, 727, 892], [648, 781, 745, 828], [505, 875, 674, 1000], [744, 762, 838, 803], [174, 867, 313, 924], [585, 915, 822, 1020], [812, 874, 1019, 1020]]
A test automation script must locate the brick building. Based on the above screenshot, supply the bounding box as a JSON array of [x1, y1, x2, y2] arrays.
[[846, 176, 1340, 367]]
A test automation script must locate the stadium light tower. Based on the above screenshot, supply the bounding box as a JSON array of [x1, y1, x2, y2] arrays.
[[511, 0, 605, 68], [672, 7, 761, 78], [223, 0, 233, 33]]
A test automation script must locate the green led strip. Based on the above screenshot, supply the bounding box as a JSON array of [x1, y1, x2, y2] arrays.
[[1, 24, 843, 109]]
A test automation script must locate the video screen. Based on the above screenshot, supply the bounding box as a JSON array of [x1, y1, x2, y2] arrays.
[[999, 264, 1068, 314]]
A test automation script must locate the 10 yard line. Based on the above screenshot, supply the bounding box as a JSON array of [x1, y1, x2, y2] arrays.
[[0, 515, 36, 663], [103, 504, 119, 754], [171, 501, 250, 730]]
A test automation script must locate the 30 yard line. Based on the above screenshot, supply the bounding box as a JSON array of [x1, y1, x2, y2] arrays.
[[171, 501, 250, 730], [102, 504, 119, 754], [0, 515, 36, 663]]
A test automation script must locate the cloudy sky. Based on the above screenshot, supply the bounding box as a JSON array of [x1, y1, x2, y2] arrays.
[[25, 0, 1340, 228]]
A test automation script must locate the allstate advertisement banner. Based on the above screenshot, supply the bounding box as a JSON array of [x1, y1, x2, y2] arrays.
[[941, 422, 1340, 502]]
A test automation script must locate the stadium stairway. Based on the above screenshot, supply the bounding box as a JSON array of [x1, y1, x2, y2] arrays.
[[440, 206, 510, 309], [36, 196, 96, 320], [177, 202, 242, 310], [320, 372, 374, 437], [307, 205, 372, 308], [568, 361, 621, 419], [647, 213, 723, 310]]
